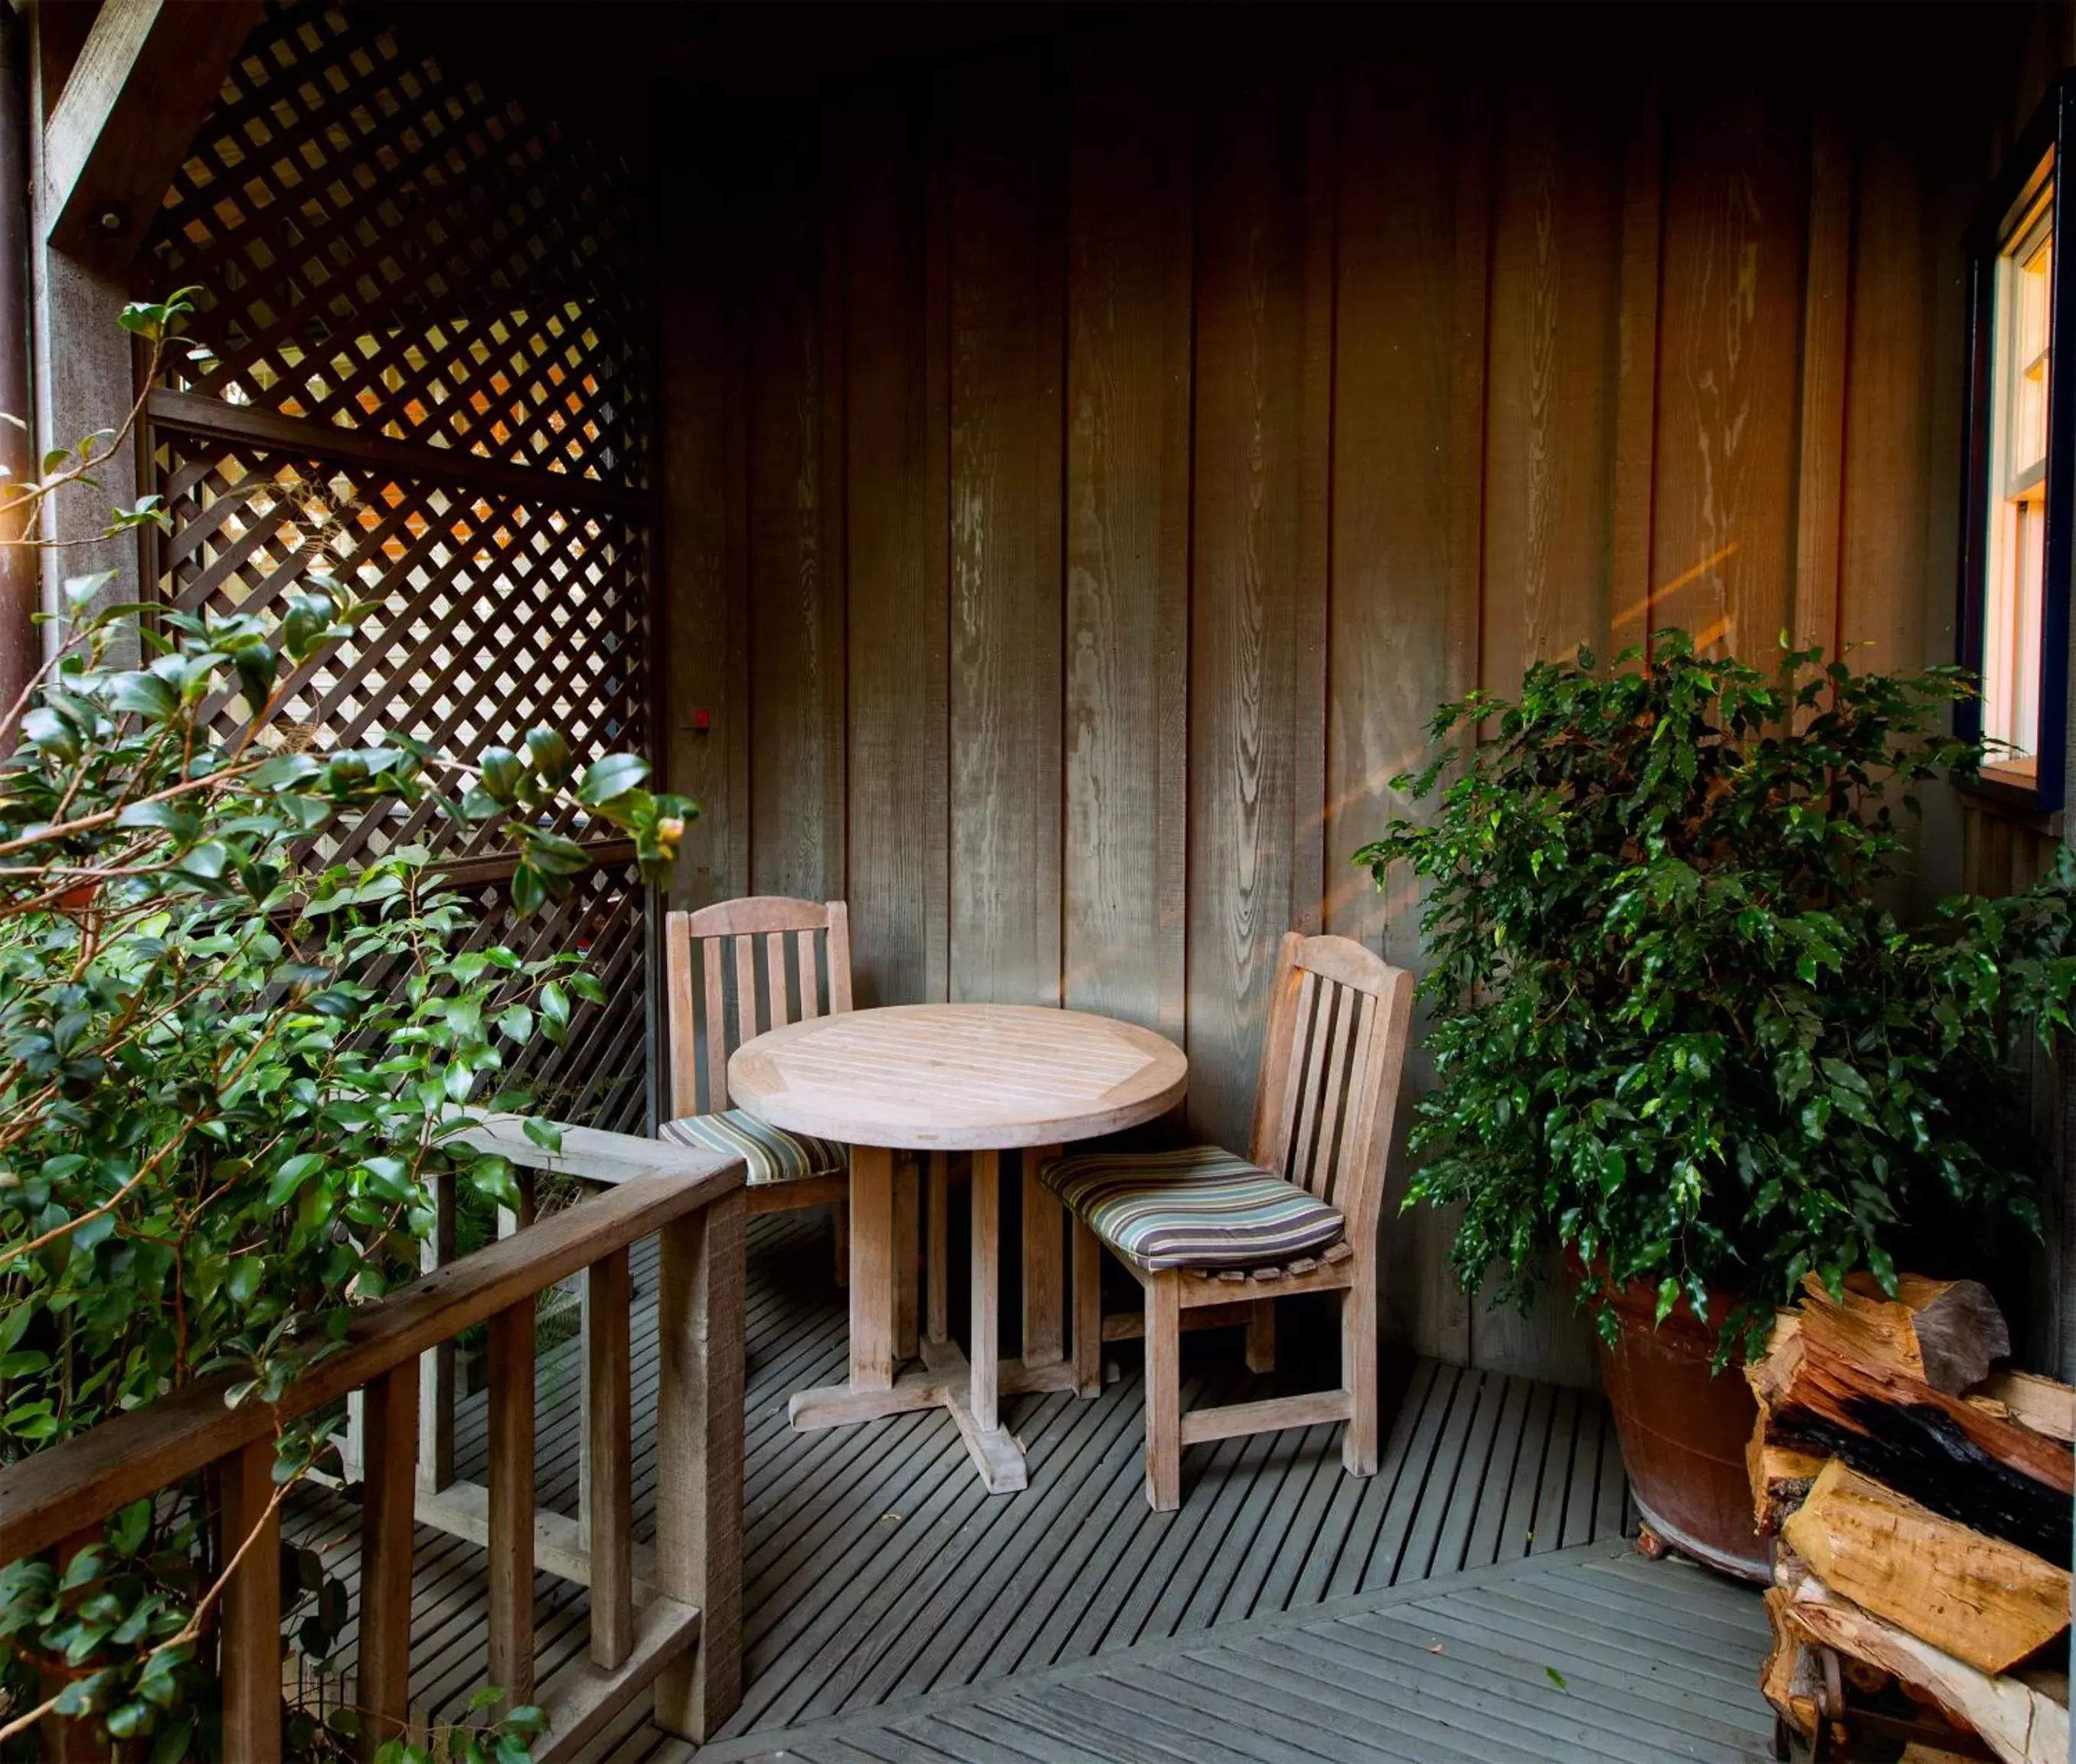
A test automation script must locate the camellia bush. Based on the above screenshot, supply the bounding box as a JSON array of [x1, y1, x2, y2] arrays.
[[1358, 630, 2076, 1361], [0, 296, 695, 1761]]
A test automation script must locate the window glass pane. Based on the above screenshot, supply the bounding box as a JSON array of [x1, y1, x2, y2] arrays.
[[1984, 165, 2054, 781]]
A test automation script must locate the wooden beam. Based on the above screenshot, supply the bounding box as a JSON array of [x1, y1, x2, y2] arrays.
[[147, 389, 650, 514], [41, 0, 259, 269]]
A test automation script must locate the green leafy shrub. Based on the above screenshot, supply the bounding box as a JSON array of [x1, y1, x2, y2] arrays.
[[0, 294, 693, 1757], [1357, 631, 2075, 1359]]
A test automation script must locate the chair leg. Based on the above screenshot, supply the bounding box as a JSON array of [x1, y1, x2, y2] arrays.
[[1072, 1214, 1102, 1398], [1144, 1273, 1182, 1511], [1245, 1299, 1276, 1374], [1342, 1254, 1378, 1476], [832, 1196, 848, 1289]]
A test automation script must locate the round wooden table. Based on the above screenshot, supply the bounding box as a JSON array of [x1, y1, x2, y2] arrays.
[[729, 1004, 1188, 1492]]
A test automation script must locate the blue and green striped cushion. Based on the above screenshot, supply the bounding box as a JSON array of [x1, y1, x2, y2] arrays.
[[659, 1109, 846, 1189], [1038, 1145, 1344, 1274]]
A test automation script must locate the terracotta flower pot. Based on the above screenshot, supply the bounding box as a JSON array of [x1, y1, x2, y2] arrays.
[[1576, 1256, 1768, 1582]]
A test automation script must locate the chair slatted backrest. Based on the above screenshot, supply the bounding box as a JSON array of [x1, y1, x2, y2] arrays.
[[664, 898, 854, 1117], [1245, 933, 1416, 1240]]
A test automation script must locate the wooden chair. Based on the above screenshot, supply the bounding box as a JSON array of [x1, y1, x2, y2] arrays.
[[1046, 932, 1415, 1510], [662, 897, 861, 1284]]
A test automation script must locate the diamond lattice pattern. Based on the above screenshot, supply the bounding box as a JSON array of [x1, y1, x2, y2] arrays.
[[155, 433, 648, 867], [148, 0, 645, 488]]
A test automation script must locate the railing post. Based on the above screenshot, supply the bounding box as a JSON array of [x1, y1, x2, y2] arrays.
[[358, 1361, 419, 1762], [652, 1187, 745, 1741], [418, 1171, 456, 1494], [220, 1436, 283, 1764], [486, 1297, 536, 1717], [586, 1247, 633, 1670]]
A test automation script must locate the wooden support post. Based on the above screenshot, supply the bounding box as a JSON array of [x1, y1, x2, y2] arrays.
[[357, 1361, 419, 1762], [495, 1167, 538, 1243], [1073, 1214, 1102, 1399], [1246, 1301, 1277, 1375], [926, 1152, 950, 1345], [894, 1157, 920, 1363], [848, 1145, 896, 1390], [218, 1437, 282, 1764], [1022, 1146, 1064, 1370], [40, 0, 260, 268], [340, 1390, 365, 1485], [970, 1149, 1001, 1435], [486, 1300, 536, 1717], [654, 1188, 745, 1741], [587, 1248, 634, 1671], [38, 1529, 101, 1762], [419, 1171, 456, 1494]]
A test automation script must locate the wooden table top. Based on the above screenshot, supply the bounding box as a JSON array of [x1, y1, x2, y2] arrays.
[[727, 1003, 1188, 1152]]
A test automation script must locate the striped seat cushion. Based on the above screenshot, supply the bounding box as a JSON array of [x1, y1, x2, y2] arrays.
[[1038, 1145, 1344, 1274], [659, 1109, 846, 1188]]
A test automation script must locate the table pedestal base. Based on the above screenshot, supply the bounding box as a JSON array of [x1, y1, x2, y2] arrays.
[[788, 1343, 1086, 1494]]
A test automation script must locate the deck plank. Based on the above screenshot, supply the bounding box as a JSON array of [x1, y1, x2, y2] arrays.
[[274, 1214, 1770, 1761]]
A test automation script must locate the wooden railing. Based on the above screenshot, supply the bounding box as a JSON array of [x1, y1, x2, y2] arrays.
[[0, 1119, 747, 1764]]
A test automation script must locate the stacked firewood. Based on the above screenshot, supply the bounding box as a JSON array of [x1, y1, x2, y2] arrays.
[[1747, 1275, 2073, 1764]]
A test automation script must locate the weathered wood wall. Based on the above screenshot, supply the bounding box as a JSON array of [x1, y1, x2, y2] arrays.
[[658, 5, 2006, 1383]]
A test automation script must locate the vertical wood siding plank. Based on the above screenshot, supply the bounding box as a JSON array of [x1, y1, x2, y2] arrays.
[[820, 116, 851, 903], [1840, 129, 1936, 682], [1791, 98, 1853, 670], [660, 148, 744, 908], [1188, 47, 1309, 1153], [1293, 46, 1339, 938], [1480, 35, 1623, 702], [749, 143, 834, 900], [846, 88, 950, 1006], [924, 84, 954, 1008], [1649, 67, 1807, 654], [1610, 45, 1665, 651], [1326, 20, 1475, 1364], [949, 56, 1064, 1005], [1470, 30, 1617, 1388], [721, 181, 754, 903], [1062, 40, 1192, 1041]]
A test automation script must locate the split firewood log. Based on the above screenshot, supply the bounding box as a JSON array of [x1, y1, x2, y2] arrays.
[[1970, 1371, 2076, 1447], [1760, 1585, 1823, 1740], [1751, 1324, 2073, 1562], [1779, 1459, 2071, 1675], [1777, 1567, 2070, 1764], [1802, 1274, 2013, 1394], [1748, 1407, 1826, 1536]]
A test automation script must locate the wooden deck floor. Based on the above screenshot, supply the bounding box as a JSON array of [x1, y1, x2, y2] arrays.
[[289, 1208, 1772, 1761]]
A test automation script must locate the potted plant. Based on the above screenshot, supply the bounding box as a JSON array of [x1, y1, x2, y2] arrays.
[[1356, 631, 2069, 1579]]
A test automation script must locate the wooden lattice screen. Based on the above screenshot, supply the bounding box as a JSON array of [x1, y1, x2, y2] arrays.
[[140, 0, 655, 1131]]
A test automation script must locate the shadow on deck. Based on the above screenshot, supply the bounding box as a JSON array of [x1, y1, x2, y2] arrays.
[[288, 1210, 1774, 1762]]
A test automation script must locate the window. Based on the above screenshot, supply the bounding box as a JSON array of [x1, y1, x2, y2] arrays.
[[1960, 81, 2076, 808], [1983, 188, 2051, 783]]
